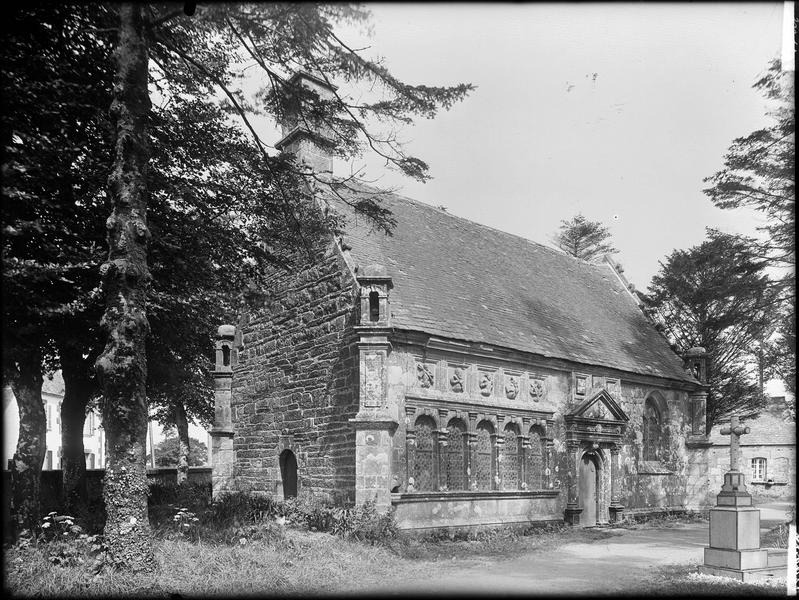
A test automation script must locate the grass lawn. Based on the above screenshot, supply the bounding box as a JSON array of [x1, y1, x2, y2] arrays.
[[5, 527, 429, 597], [3, 510, 789, 597]]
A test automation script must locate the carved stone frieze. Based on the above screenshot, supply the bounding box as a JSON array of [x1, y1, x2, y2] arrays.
[[505, 376, 519, 399], [529, 377, 546, 402], [416, 363, 435, 388], [449, 368, 465, 393], [479, 372, 494, 396]]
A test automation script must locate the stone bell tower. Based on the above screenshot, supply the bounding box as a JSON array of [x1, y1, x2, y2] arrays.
[[350, 264, 398, 509], [274, 71, 337, 175]]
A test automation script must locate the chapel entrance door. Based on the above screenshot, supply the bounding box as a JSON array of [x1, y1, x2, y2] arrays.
[[578, 453, 599, 526], [280, 450, 298, 499]]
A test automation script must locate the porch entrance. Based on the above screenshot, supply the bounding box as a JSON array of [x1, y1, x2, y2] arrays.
[[578, 452, 599, 526]]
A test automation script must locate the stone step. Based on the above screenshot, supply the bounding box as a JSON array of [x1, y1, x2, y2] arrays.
[[698, 564, 787, 583], [767, 548, 788, 567]]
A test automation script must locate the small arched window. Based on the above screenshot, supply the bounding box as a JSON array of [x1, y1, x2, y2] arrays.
[[413, 416, 436, 491], [444, 419, 467, 491], [222, 345, 231, 366], [368, 291, 380, 322], [501, 424, 521, 490], [642, 397, 665, 461], [527, 425, 546, 489], [475, 421, 494, 490]]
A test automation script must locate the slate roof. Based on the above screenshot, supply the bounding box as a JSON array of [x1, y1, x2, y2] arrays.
[[709, 401, 796, 446], [335, 189, 697, 384]]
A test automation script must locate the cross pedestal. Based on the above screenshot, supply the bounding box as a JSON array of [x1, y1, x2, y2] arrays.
[[700, 416, 788, 581]]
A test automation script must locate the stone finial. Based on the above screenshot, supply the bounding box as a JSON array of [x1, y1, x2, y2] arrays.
[[361, 263, 388, 278], [356, 263, 392, 327], [215, 324, 237, 372], [217, 324, 235, 339], [683, 346, 709, 384]]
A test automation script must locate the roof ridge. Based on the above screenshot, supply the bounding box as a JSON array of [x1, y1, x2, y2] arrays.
[[351, 181, 608, 273]]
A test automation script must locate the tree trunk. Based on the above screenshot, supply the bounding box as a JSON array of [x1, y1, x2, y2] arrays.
[[94, 3, 155, 572], [60, 346, 95, 518], [175, 402, 190, 485], [9, 349, 46, 535]]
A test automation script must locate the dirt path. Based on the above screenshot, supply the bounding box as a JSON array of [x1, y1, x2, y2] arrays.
[[387, 524, 709, 595]]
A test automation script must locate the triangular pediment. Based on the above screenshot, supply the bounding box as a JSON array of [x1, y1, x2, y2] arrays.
[[568, 389, 629, 422]]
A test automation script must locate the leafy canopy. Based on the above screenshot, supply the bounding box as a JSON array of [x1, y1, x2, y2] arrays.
[[147, 432, 208, 468]]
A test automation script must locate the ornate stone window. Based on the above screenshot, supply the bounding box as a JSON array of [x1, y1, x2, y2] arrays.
[[750, 457, 767, 482], [526, 425, 546, 489], [642, 397, 665, 461], [475, 421, 494, 490], [445, 419, 467, 490], [413, 415, 436, 491], [501, 424, 521, 490]]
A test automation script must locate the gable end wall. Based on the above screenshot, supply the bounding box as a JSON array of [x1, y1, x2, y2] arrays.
[[229, 239, 360, 503]]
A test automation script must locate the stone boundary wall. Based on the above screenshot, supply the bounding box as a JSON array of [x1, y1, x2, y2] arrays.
[[2, 467, 212, 530]]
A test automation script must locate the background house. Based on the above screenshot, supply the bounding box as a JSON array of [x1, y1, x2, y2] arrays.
[[3, 371, 210, 471], [706, 379, 795, 503], [2, 372, 105, 471]]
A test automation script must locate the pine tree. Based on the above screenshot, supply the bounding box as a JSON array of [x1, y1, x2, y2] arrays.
[[645, 230, 780, 431], [552, 213, 618, 263]]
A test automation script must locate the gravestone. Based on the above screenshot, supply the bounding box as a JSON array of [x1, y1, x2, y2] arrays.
[[700, 416, 788, 581]]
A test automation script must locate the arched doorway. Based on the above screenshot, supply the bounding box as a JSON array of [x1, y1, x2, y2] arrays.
[[279, 449, 298, 499], [578, 452, 600, 526]]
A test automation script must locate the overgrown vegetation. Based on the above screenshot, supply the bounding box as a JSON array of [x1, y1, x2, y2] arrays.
[[4, 493, 790, 597]]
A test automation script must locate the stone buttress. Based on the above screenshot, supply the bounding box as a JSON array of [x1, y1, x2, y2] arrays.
[[350, 264, 398, 510]]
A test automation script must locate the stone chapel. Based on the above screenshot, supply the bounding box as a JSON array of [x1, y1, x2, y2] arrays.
[[210, 72, 713, 530]]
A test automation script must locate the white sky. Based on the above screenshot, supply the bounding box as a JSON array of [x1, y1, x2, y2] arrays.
[[256, 2, 788, 290]]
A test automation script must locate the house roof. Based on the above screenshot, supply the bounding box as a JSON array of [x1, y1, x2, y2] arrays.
[[709, 400, 796, 446], [334, 189, 696, 384]]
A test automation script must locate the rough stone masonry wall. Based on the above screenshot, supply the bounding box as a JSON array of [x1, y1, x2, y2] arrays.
[[229, 240, 360, 504]]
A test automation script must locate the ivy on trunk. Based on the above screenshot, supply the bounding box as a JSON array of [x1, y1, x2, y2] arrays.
[[95, 4, 155, 572]]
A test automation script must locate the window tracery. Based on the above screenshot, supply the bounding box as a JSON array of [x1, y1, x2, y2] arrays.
[[527, 426, 545, 489], [642, 398, 665, 461], [475, 422, 494, 490], [501, 425, 521, 489], [445, 419, 467, 490], [413, 415, 436, 491]]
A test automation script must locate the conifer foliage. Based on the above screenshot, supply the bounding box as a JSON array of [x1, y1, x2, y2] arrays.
[[645, 231, 779, 431], [552, 213, 618, 263]]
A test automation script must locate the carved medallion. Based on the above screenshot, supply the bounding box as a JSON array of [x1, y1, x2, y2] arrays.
[[416, 363, 434, 388], [479, 373, 493, 396], [529, 378, 545, 402], [449, 368, 464, 393], [505, 377, 519, 399]]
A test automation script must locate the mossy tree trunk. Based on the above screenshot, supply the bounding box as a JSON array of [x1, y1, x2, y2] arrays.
[[175, 402, 190, 485], [94, 3, 155, 572], [60, 345, 95, 518], [9, 349, 46, 534]]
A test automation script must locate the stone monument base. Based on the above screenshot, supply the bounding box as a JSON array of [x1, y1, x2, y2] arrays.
[[699, 548, 788, 582]]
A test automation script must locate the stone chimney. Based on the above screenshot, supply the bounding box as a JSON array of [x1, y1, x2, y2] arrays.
[[274, 71, 337, 175]]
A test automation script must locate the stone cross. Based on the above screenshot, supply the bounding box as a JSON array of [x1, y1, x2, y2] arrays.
[[720, 415, 750, 472]]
